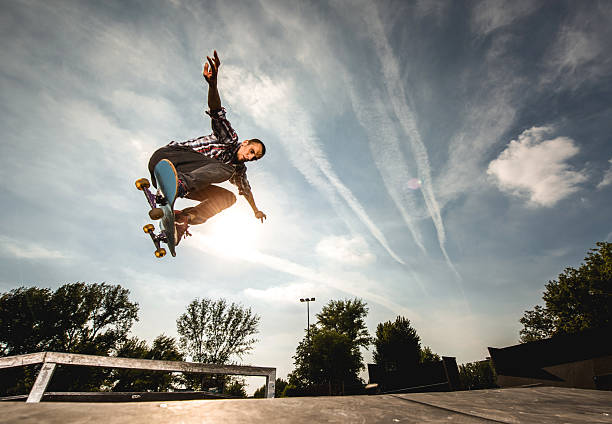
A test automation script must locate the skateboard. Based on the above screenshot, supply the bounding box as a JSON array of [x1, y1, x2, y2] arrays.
[[135, 159, 179, 258]]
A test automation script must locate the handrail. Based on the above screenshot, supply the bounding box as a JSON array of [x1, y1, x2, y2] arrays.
[[0, 351, 276, 402]]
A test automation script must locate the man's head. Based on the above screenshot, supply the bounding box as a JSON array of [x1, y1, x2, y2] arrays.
[[236, 139, 266, 162]]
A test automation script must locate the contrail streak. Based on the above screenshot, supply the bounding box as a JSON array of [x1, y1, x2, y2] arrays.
[[223, 67, 406, 264], [361, 2, 462, 281], [345, 81, 427, 254], [191, 233, 416, 317]]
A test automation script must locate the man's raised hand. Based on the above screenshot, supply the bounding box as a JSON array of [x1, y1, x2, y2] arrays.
[[203, 50, 220, 85], [255, 210, 267, 223]]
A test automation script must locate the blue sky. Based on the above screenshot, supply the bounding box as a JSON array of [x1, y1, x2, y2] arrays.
[[2, 0, 612, 391]]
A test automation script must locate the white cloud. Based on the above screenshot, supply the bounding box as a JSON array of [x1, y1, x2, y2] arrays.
[[108, 90, 180, 127], [243, 282, 331, 305], [554, 30, 601, 70], [597, 159, 612, 189], [0, 235, 68, 259], [542, 3, 612, 88], [470, 0, 540, 36], [487, 127, 588, 207], [316, 235, 375, 265]]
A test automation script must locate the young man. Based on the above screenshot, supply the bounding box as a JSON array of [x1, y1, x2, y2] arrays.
[[148, 50, 267, 244]]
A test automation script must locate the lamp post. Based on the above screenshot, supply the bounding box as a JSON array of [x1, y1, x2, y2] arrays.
[[300, 297, 315, 340]]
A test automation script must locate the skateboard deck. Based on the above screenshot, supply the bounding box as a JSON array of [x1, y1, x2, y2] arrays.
[[135, 159, 179, 258]]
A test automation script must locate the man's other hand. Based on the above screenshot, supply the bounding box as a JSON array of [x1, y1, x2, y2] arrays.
[[255, 210, 267, 223]]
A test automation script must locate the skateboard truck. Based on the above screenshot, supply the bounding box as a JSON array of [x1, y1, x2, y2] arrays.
[[135, 178, 164, 220], [135, 160, 179, 258], [136, 178, 167, 258], [143, 224, 166, 258]]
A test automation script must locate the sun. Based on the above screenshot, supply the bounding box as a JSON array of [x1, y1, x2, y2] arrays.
[[198, 205, 262, 255]]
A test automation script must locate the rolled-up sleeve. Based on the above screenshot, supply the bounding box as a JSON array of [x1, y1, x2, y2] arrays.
[[206, 107, 238, 143], [229, 165, 252, 196]]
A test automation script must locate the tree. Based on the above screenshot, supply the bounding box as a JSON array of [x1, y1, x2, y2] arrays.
[[373, 316, 421, 371], [176, 298, 259, 364], [316, 299, 371, 348], [224, 377, 247, 398], [374, 317, 441, 370], [420, 345, 441, 364], [110, 335, 184, 392], [287, 298, 370, 395], [0, 282, 139, 394], [0, 282, 139, 356], [288, 327, 363, 395], [519, 305, 557, 343], [253, 378, 288, 398], [0, 287, 50, 356], [520, 242, 612, 342], [315, 298, 371, 375], [458, 360, 498, 390]]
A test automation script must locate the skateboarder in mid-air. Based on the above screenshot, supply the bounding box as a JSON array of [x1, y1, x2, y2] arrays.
[[148, 50, 267, 244]]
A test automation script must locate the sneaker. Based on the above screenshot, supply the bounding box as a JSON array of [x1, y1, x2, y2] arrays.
[[174, 210, 192, 245], [177, 179, 188, 198]]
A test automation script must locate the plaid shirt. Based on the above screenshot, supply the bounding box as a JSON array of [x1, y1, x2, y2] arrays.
[[167, 108, 251, 195]]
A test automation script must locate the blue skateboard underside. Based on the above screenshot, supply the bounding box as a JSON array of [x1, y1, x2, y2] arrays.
[[153, 159, 178, 257]]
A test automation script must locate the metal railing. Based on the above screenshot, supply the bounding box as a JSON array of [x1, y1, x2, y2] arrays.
[[0, 352, 276, 402]]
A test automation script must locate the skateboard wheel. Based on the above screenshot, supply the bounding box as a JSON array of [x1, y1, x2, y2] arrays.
[[149, 208, 163, 220], [143, 224, 155, 233], [155, 248, 166, 258], [135, 178, 150, 190]]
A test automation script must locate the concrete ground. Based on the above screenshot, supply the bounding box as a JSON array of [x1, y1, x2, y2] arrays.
[[1, 386, 611, 423]]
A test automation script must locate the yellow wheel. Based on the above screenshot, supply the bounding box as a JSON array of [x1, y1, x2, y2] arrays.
[[149, 208, 163, 220], [155, 248, 166, 258], [143, 224, 155, 234], [135, 178, 150, 190]]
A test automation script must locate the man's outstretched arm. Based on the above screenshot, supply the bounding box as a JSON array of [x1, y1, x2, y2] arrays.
[[243, 190, 267, 223], [231, 172, 267, 223], [203, 50, 221, 110]]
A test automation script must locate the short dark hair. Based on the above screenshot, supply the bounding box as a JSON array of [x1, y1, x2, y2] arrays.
[[248, 138, 266, 159]]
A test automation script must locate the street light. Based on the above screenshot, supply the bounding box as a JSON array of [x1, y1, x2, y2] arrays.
[[300, 297, 315, 340]]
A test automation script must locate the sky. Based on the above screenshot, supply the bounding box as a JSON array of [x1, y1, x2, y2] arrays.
[[1, 0, 612, 393]]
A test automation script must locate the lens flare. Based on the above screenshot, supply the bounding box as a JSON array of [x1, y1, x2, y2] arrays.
[[407, 178, 421, 190]]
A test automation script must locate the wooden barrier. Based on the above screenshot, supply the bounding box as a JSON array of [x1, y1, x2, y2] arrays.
[[0, 352, 276, 402]]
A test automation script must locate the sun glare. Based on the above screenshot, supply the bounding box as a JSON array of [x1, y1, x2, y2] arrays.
[[198, 206, 262, 256]]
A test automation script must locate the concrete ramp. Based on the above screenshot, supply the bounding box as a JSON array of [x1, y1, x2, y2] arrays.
[[1, 386, 611, 423]]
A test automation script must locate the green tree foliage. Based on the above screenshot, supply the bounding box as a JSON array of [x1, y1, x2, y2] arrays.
[[287, 298, 370, 395], [253, 384, 265, 398], [110, 335, 183, 392], [176, 298, 259, 364], [420, 345, 442, 364], [288, 327, 362, 395], [253, 378, 288, 398], [374, 316, 420, 369], [519, 305, 557, 343], [0, 287, 49, 356], [0, 283, 139, 356], [373, 316, 438, 370], [315, 299, 371, 348], [224, 377, 247, 398], [520, 242, 612, 342], [458, 360, 498, 390], [0, 282, 139, 394]]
